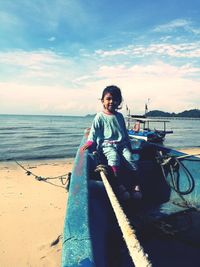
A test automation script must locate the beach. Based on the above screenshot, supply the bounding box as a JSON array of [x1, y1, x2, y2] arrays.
[[0, 159, 73, 267], [1, 148, 200, 267]]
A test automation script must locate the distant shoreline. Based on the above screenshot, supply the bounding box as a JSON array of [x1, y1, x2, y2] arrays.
[[148, 116, 200, 120], [146, 108, 200, 119], [0, 108, 200, 119], [0, 114, 199, 120]]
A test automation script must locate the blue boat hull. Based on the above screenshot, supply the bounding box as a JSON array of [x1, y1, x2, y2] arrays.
[[62, 137, 200, 267]]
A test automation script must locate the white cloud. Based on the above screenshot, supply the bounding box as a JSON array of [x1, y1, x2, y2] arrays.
[[95, 42, 200, 59], [95, 49, 128, 57], [153, 19, 191, 32], [146, 43, 200, 58], [0, 50, 82, 86], [0, 50, 65, 67], [0, 50, 199, 115], [95, 61, 200, 78], [153, 19, 200, 35], [93, 62, 200, 113], [0, 81, 100, 115]]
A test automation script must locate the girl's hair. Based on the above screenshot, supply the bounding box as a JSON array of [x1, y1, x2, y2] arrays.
[[101, 85, 122, 106]]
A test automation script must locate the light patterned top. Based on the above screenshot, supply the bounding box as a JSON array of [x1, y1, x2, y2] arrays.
[[87, 111, 130, 147]]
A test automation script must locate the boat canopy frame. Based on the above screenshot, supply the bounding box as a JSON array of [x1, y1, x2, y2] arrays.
[[126, 116, 172, 133]]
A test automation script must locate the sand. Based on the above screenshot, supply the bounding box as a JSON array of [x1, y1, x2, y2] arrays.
[[178, 147, 200, 157], [0, 147, 200, 267], [0, 159, 73, 267]]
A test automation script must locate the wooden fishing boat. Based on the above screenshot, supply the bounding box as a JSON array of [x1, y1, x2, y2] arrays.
[[126, 116, 173, 143], [61, 133, 200, 267]]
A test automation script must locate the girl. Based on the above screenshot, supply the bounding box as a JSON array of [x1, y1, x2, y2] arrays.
[[81, 85, 142, 200]]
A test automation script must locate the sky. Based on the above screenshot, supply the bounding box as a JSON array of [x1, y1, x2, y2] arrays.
[[0, 0, 200, 116]]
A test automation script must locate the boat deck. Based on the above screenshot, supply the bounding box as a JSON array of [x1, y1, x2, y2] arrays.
[[62, 138, 200, 267], [87, 146, 200, 266]]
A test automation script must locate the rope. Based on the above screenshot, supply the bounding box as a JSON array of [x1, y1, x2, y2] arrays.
[[15, 161, 71, 190], [156, 151, 197, 208], [96, 165, 152, 267], [157, 152, 194, 194]]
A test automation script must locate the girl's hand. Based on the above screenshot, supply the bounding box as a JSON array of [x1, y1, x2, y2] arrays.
[[80, 141, 93, 152], [80, 143, 90, 152]]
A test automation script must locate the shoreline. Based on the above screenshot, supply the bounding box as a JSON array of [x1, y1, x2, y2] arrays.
[[0, 146, 199, 166], [0, 146, 200, 164], [0, 157, 74, 165]]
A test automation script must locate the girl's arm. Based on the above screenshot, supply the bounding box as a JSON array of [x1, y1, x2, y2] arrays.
[[80, 140, 94, 151], [80, 114, 101, 152]]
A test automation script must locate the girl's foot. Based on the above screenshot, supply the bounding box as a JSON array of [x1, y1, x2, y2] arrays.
[[132, 185, 142, 200]]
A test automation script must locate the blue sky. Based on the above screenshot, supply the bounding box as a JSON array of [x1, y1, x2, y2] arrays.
[[0, 0, 200, 115]]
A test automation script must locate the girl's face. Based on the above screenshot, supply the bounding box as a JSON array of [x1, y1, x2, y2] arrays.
[[102, 93, 120, 113]]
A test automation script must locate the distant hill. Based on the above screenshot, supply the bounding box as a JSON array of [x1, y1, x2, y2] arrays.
[[85, 114, 96, 117], [146, 109, 200, 118]]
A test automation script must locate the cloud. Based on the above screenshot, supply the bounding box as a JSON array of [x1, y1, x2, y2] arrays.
[[95, 41, 200, 59], [153, 19, 200, 35], [48, 36, 56, 42], [154, 19, 191, 32], [0, 50, 199, 115], [1, 63, 199, 115], [95, 61, 200, 79], [0, 81, 101, 115], [0, 50, 83, 86], [95, 49, 128, 57], [92, 62, 200, 113]]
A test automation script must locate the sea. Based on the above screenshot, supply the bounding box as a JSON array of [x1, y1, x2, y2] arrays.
[[0, 114, 200, 162]]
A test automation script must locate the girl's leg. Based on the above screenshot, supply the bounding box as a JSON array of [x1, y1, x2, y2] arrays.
[[102, 146, 130, 200], [121, 147, 137, 171], [122, 147, 142, 199], [102, 145, 120, 175]]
